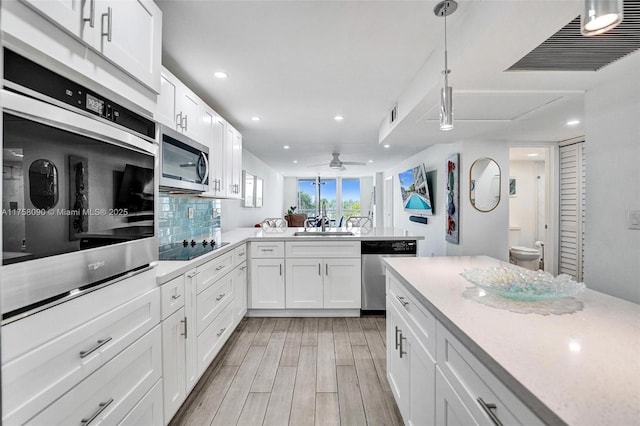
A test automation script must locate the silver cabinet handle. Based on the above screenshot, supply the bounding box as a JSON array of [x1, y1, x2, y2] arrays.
[[216, 293, 226, 301], [318, 263, 321, 275], [215, 265, 226, 271], [477, 398, 503, 426], [396, 295, 409, 307], [83, 0, 95, 27], [325, 263, 329, 276], [239, 265, 247, 271], [394, 326, 401, 350], [216, 327, 226, 337], [279, 263, 283, 276], [399, 332, 407, 358], [176, 112, 184, 130], [183, 114, 188, 131], [80, 337, 112, 358], [217, 179, 221, 191], [171, 293, 182, 300], [239, 251, 245, 257], [186, 270, 198, 278], [81, 398, 113, 425], [101, 7, 112, 42], [181, 317, 188, 338], [261, 248, 274, 252]]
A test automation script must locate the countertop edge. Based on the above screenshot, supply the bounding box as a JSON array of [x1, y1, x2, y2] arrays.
[[383, 257, 566, 426]]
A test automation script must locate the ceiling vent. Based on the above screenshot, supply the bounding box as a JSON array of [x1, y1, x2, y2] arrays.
[[508, 2, 640, 72]]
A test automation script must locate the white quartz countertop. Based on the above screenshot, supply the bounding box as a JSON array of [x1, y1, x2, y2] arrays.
[[383, 256, 640, 426], [156, 227, 422, 284]]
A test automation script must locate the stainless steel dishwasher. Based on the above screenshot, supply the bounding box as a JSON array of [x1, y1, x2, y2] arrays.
[[361, 240, 417, 313]]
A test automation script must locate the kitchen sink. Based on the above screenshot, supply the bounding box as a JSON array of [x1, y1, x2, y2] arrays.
[[293, 231, 354, 236]]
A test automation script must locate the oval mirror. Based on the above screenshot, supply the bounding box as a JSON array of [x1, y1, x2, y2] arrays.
[[29, 159, 59, 209], [470, 157, 500, 212]]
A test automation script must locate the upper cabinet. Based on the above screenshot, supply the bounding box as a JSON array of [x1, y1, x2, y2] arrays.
[[20, 0, 162, 93], [157, 68, 243, 199], [157, 67, 201, 140]]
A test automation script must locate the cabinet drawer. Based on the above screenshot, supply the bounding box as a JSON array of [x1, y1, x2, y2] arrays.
[[251, 241, 285, 258], [234, 244, 247, 267], [161, 275, 185, 319], [196, 251, 234, 293], [285, 241, 360, 258], [119, 379, 164, 426], [2, 288, 160, 426], [196, 272, 234, 336], [197, 303, 234, 373], [436, 323, 543, 426], [387, 272, 436, 358], [29, 326, 162, 425]]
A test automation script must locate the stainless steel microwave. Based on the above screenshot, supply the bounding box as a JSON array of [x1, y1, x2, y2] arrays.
[[159, 125, 210, 193]]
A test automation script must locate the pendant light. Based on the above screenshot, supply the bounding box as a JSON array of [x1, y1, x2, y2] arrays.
[[434, 0, 457, 131], [581, 0, 624, 36]]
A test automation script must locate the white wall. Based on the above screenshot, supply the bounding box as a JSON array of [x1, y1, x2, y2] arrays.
[[221, 149, 283, 230], [584, 53, 640, 304]]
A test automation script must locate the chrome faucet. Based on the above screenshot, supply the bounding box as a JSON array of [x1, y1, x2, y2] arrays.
[[321, 202, 328, 231]]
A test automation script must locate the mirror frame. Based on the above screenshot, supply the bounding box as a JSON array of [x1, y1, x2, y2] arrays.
[[242, 170, 255, 207], [469, 157, 501, 213]]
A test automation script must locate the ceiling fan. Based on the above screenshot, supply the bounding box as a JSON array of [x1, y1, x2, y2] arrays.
[[309, 153, 367, 170]]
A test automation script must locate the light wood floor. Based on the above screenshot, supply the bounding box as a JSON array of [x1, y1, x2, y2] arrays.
[[170, 317, 402, 426]]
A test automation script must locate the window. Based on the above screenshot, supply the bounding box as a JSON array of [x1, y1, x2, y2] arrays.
[[297, 177, 360, 222]]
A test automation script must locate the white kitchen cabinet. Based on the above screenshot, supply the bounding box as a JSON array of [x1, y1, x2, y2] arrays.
[[249, 258, 285, 309], [2, 280, 159, 426], [284, 242, 361, 309], [386, 295, 435, 425], [161, 306, 187, 422], [230, 125, 243, 198], [285, 258, 325, 308], [196, 271, 234, 335], [28, 325, 162, 425], [119, 379, 164, 426], [233, 244, 248, 325], [435, 367, 478, 426], [21, 0, 161, 92], [159, 269, 198, 424], [157, 67, 201, 140], [197, 303, 234, 373], [323, 258, 361, 308]]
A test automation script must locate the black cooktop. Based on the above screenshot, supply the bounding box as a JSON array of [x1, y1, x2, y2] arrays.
[[159, 239, 230, 260]]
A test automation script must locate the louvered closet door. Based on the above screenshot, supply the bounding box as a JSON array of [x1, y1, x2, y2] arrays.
[[559, 141, 585, 281]]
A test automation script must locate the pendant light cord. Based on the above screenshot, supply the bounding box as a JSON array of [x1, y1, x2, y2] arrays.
[[443, 7, 449, 87]]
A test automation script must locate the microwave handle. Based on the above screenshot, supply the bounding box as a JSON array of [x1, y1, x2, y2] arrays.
[[199, 152, 210, 186]]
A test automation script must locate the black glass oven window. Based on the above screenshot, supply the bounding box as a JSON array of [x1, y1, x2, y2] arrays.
[[2, 113, 155, 265]]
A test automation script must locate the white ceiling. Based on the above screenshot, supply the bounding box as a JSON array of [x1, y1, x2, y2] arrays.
[[157, 0, 634, 178]]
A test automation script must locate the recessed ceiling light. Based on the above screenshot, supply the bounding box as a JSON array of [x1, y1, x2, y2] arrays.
[[334, 115, 344, 121], [293, 160, 298, 164], [567, 119, 581, 126], [283, 145, 290, 150], [527, 153, 540, 157], [368, 160, 374, 163], [213, 71, 228, 79], [251, 116, 260, 121], [383, 144, 390, 148]]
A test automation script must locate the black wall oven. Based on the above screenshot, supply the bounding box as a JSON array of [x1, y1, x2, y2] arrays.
[[2, 49, 158, 321]]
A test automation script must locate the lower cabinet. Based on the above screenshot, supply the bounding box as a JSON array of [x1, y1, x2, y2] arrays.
[[249, 258, 285, 309], [285, 258, 324, 308], [28, 326, 163, 425], [161, 306, 188, 421], [322, 258, 361, 308], [119, 379, 164, 426], [386, 268, 544, 426], [233, 261, 248, 324], [386, 295, 435, 425]]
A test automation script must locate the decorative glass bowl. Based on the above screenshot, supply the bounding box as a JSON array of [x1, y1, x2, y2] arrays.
[[460, 267, 586, 301]]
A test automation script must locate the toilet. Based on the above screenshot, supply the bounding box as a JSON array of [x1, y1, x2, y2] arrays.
[[509, 227, 541, 270]]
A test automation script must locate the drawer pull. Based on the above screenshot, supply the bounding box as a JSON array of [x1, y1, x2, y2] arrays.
[[172, 294, 182, 300], [239, 265, 247, 271], [394, 326, 401, 350], [399, 332, 407, 358], [477, 398, 503, 426], [239, 251, 245, 256], [216, 327, 226, 337], [261, 248, 274, 252], [186, 271, 199, 278], [83, 0, 95, 27], [396, 295, 409, 307], [215, 265, 226, 271], [80, 337, 112, 358], [216, 293, 226, 301], [318, 263, 321, 275], [181, 317, 188, 338], [81, 397, 113, 425]]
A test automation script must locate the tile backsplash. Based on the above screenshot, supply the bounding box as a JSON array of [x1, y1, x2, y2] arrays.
[[158, 195, 221, 245]]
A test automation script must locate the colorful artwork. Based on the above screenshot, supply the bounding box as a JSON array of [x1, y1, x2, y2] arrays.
[[446, 153, 459, 244]]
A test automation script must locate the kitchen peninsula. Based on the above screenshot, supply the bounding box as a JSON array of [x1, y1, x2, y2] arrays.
[[383, 256, 640, 426]]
